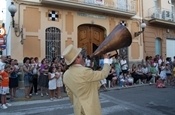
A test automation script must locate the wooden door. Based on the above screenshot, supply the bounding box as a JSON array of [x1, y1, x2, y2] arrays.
[[78, 25, 104, 56]]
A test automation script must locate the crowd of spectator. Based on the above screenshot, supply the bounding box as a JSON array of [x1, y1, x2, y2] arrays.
[[85, 54, 175, 88], [22, 57, 67, 100], [0, 54, 175, 109], [0, 56, 67, 109]]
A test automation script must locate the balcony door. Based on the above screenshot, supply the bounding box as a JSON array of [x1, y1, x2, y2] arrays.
[[78, 24, 105, 56]]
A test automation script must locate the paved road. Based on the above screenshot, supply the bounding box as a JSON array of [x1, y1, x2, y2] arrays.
[[0, 85, 175, 115]]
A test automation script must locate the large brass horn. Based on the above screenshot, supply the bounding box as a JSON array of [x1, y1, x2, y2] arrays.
[[91, 24, 132, 57]]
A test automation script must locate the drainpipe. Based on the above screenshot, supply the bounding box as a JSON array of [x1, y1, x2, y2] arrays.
[[141, 0, 146, 58]]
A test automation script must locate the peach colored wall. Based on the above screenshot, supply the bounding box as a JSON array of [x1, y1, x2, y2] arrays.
[[131, 42, 140, 59], [23, 36, 40, 57], [11, 0, 144, 63], [143, 25, 175, 58], [24, 7, 41, 32]]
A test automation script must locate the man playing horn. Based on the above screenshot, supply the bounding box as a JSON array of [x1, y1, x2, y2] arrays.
[[62, 44, 111, 115]]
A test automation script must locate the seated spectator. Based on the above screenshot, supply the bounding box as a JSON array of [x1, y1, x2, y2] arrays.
[[125, 71, 134, 86], [130, 64, 139, 84], [149, 63, 159, 83], [106, 64, 117, 87], [119, 72, 128, 87], [135, 64, 145, 84], [142, 64, 152, 83]]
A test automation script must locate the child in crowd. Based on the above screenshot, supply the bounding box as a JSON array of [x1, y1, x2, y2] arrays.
[[0, 64, 12, 109], [48, 66, 57, 101], [156, 62, 167, 88], [125, 71, 134, 86], [119, 72, 127, 87], [156, 77, 165, 88], [119, 71, 133, 87], [56, 66, 63, 98], [159, 62, 167, 83]]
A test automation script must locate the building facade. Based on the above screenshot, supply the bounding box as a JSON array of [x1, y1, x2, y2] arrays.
[[143, 0, 175, 60], [6, 0, 175, 63]]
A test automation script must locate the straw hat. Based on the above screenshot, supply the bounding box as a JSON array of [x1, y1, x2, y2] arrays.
[[62, 44, 82, 65]]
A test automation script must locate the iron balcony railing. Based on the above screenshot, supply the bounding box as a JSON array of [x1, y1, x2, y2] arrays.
[[41, 0, 136, 16], [83, 0, 136, 12], [148, 7, 175, 22]]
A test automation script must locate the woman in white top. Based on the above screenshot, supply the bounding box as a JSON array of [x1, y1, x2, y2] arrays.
[[48, 66, 57, 101], [85, 55, 91, 68], [120, 56, 128, 74], [56, 66, 63, 98]]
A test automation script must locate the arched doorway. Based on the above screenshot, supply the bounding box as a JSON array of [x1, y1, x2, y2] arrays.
[[78, 24, 105, 56]]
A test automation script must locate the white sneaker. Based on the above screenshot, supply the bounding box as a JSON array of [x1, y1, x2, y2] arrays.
[[41, 93, 43, 97], [1, 104, 8, 109], [6, 103, 12, 107]]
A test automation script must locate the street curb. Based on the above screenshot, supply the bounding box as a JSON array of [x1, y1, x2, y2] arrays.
[[100, 83, 153, 92], [11, 84, 153, 102]]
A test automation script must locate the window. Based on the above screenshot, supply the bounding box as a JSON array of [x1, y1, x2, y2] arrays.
[[166, 39, 175, 60], [85, 0, 94, 4], [85, 0, 104, 5], [45, 27, 61, 61], [155, 37, 162, 55], [117, 0, 127, 11], [95, 0, 104, 5]]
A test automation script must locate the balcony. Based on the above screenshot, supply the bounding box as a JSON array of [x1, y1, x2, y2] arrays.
[[148, 7, 175, 27], [40, 0, 136, 17]]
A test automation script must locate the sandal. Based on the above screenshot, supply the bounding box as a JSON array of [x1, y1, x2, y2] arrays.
[[25, 96, 30, 99]]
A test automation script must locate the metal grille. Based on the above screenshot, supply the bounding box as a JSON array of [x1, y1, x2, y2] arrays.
[[45, 27, 61, 61]]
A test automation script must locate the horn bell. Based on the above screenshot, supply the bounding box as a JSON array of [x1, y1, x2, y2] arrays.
[[92, 24, 132, 57]]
